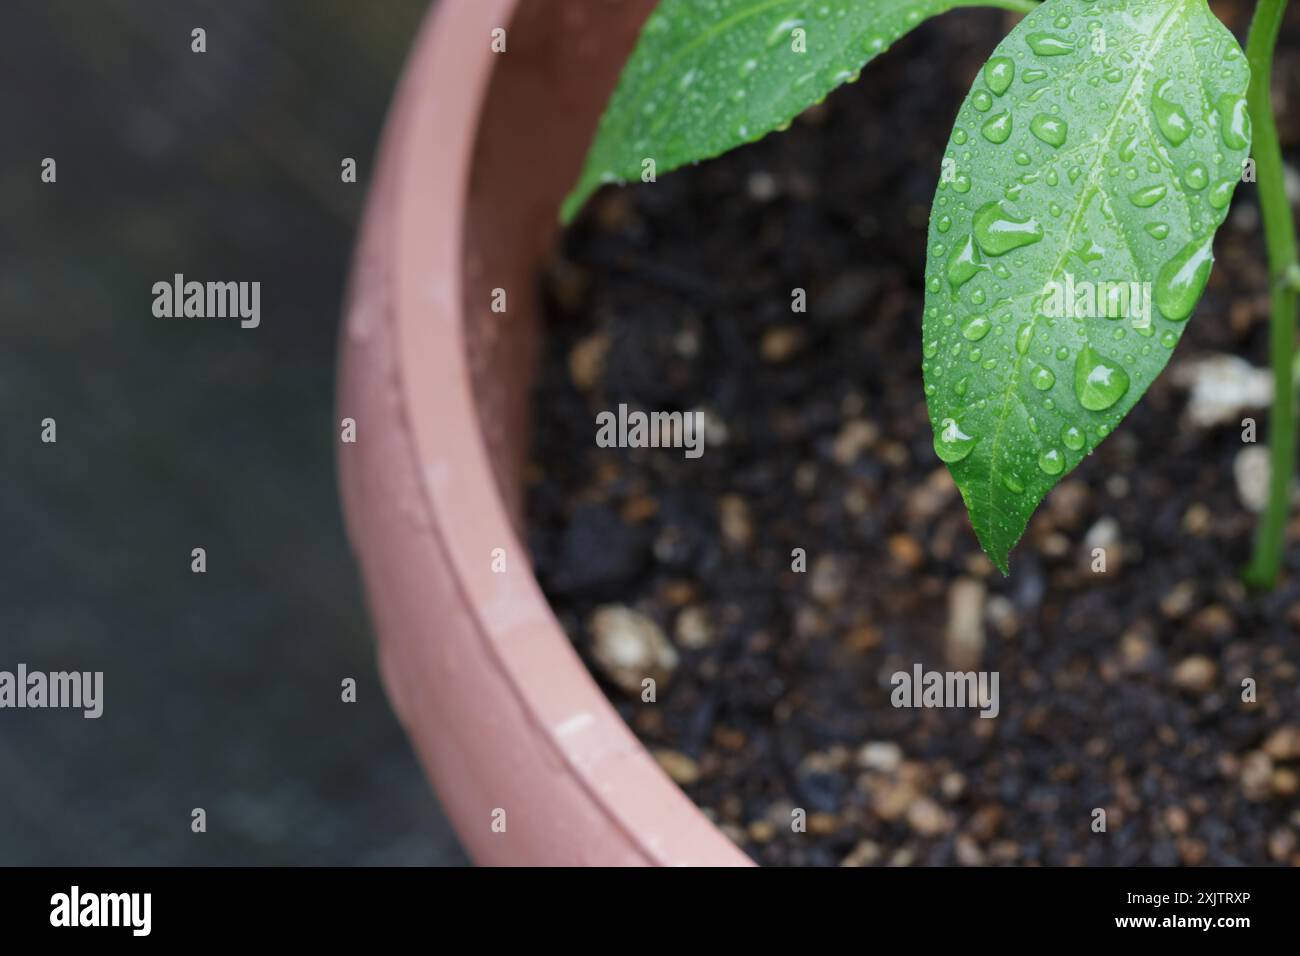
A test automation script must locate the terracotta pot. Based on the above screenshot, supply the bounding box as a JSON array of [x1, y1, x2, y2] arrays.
[[338, 0, 751, 866]]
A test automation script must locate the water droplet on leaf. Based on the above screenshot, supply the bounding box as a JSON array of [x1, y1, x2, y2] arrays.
[[1030, 364, 1056, 391], [1155, 233, 1215, 321], [1152, 79, 1191, 146], [1129, 183, 1168, 207], [947, 235, 982, 290], [1026, 32, 1074, 56], [766, 18, 805, 48], [1208, 179, 1235, 210], [985, 56, 1015, 96], [1037, 448, 1065, 475], [1029, 114, 1068, 148], [1015, 322, 1034, 355], [962, 315, 992, 341], [1073, 346, 1130, 411], [972, 202, 1044, 256], [1217, 92, 1250, 150], [934, 418, 977, 463], [981, 111, 1013, 144]]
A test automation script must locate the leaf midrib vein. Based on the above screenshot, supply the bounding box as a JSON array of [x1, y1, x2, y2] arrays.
[[980, 1, 1188, 543]]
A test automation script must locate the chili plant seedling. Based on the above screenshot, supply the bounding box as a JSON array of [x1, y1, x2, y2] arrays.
[[564, 0, 1298, 586]]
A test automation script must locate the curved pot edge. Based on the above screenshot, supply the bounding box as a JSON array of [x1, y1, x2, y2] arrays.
[[340, 0, 751, 867]]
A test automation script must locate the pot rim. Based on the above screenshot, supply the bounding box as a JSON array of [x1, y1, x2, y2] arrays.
[[378, 0, 751, 866]]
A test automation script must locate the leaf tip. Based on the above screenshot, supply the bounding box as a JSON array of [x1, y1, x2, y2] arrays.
[[979, 533, 1012, 577], [966, 501, 1012, 576]]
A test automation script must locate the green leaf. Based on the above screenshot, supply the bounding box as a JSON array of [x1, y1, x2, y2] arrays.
[[922, 0, 1250, 573], [562, 0, 1034, 224]]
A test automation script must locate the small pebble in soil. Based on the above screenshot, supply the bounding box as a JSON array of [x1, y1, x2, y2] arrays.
[[1172, 655, 1218, 695], [588, 605, 678, 696], [654, 749, 701, 787], [945, 578, 986, 671], [1234, 446, 1272, 513]]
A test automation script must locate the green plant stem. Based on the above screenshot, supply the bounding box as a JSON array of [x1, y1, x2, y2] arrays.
[[1244, 0, 1298, 589]]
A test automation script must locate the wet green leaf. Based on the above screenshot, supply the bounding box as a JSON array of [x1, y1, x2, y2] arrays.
[[922, 0, 1250, 572], [562, 0, 1025, 223]]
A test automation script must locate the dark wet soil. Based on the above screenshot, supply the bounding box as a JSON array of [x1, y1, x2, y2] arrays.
[[525, 3, 1300, 866]]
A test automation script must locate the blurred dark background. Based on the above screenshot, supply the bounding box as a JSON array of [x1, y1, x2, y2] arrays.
[[1, 0, 468, 865]]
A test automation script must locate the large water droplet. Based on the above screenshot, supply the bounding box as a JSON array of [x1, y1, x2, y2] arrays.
[[981, 111, 1013, 144], [1016, 322, 1034, 355], [765, 18, 805, 47], [1155, 233, 1215, 322], [1145, 222, 1170, 240], [971, 89, 993, 112], [1129, 183, 1168, 208], [962, 315, 992, 341], [934, 418, 977, 463], [1183, 162, 1209, 190], [972, 201, 1044, 256], [1218, 93, 1250, 150], [1027, 32, 1074, 56], [1030, 364, 1056, 391], [947, 235, 982, 290], [1152, 79, 1191, 146], [985, 56, 1015, 96], [1037, 448, 1065, 476], [1073, 346, 1131, 411], [1029, 114, 1068, 148], [1074, 238, 1104, 263], [1062, 425, 1085, 451], [1003, 473, 1025, 494], [1208, 179, 1236, 210]]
